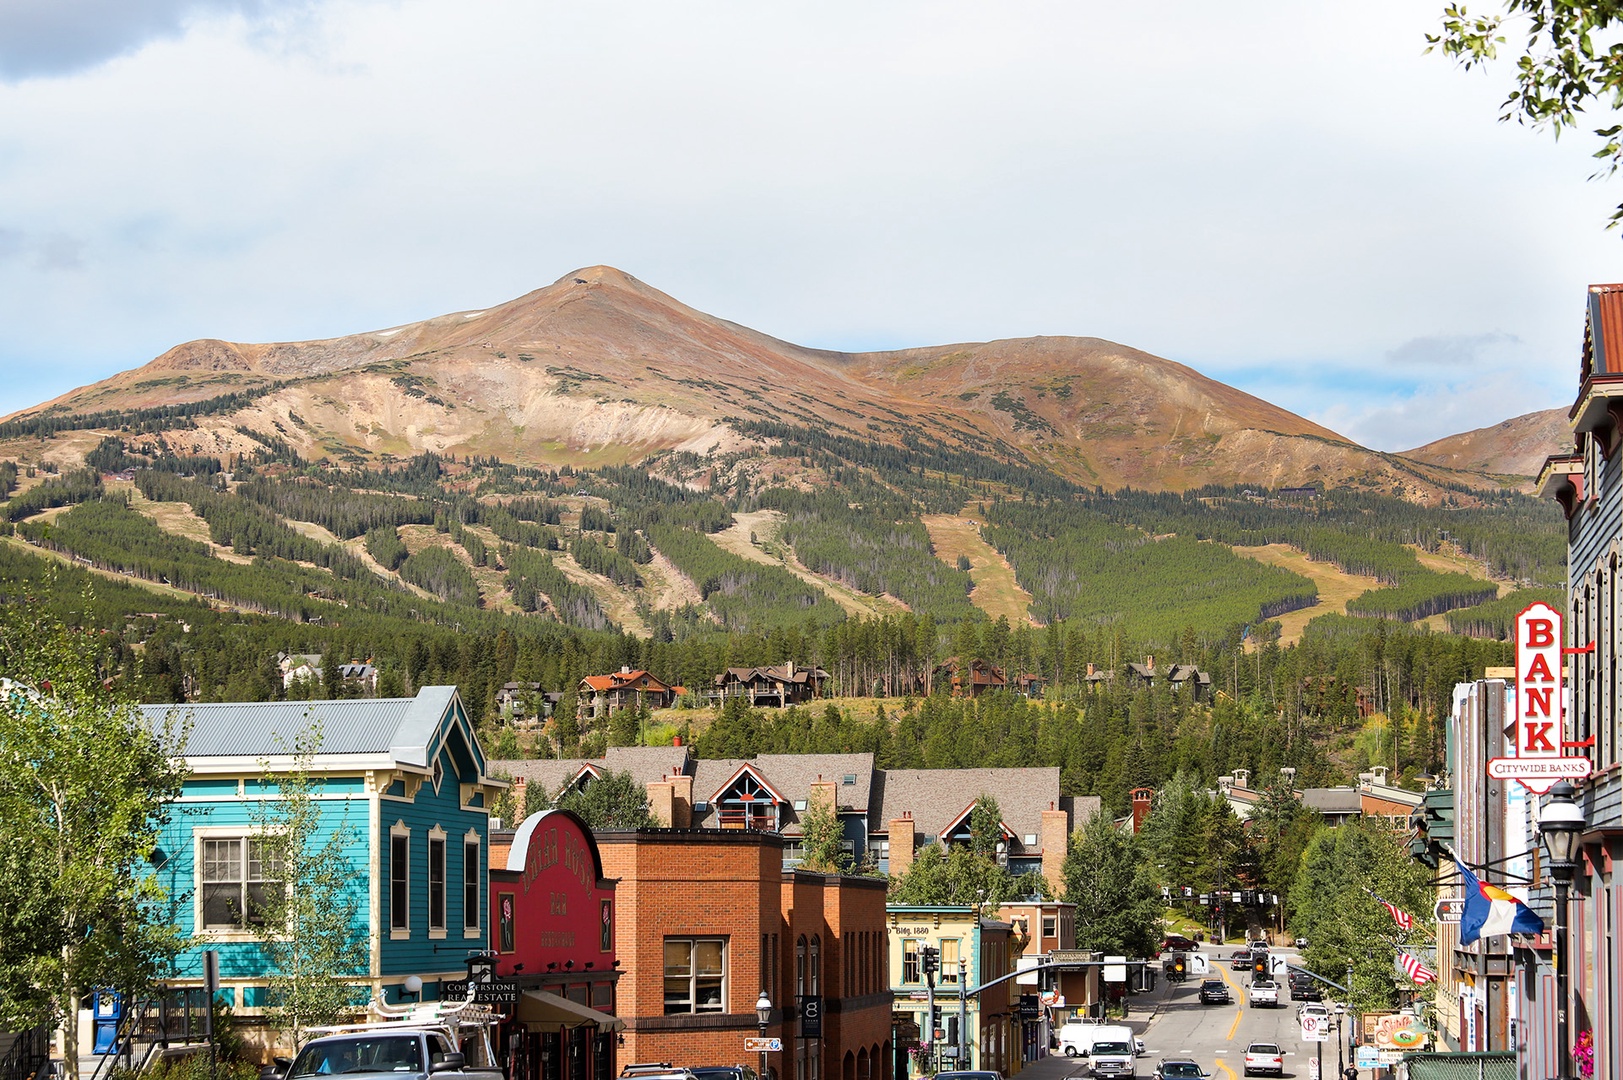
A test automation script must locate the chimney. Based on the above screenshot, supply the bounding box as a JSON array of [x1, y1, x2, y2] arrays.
[[672, 734, 683, 747], [511, 775, 528, 816], [1371, 766, 1388, 786], [620, 665, 632, 675], [1232, 768, 1250, 790], [786, 660, 796, 679], [810, 776, 837, 813], [1145, 654, 1154, 671], [1130, 788, 1153, 834], [670, 772, 694, 828], [1086, 663, 1095, 677], [888, 813, 916, 877], [647, 778, 675, 828], [1040, 804, 1070, 895]]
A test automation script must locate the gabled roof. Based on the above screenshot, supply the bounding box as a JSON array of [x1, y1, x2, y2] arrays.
[[580, 669, 672, 693], [140, 686, 484, 778], [488, 745, 694, 798], [754, 753, 875, 813], [709, 761, 790, 806], [714, 664, 831, 687], [939, 800, 1018, 842], [872, 767, 1077, 853]]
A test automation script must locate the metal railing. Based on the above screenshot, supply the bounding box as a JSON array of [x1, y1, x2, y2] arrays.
[[0, 1026, 50, 1080], [88, 989, 212, 1080]]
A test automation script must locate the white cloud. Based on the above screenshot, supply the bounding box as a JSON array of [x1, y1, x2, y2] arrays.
[[0, 0, 1614, 441]]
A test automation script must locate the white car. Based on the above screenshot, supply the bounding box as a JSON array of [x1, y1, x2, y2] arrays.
[[1242, 1043, 1283, 1078], [1248, 980, 1279, 1007], [1297, 1001, 1330, 1022]]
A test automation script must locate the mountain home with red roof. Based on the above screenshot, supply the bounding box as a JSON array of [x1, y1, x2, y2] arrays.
[[576, 666, 681, 722]]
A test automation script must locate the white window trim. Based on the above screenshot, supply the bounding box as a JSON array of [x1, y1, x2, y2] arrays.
[[664, 936, 728, 1015], [462, 828, 482, 939], [192, 825, 276, 943], [389, 821, 411, 941], [428, 825, 448, 940]]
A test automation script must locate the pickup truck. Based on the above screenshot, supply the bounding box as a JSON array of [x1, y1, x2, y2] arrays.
[[1247, 980, 1279, 1008], [1242, 1042, 1284, 1077], [276, 1027, 504, 1080]]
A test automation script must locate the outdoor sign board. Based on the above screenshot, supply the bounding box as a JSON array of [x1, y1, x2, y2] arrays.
[[1300, 1014, 1330, 1042], [744, 1039, 782, 1053], [441, 979, 519, 1005], [1487, 603, 1592, 793], [799, 995, 822, 1038], [1367, 1012, 1428, 1053], [1355, 1046, 1380, 1069], [1104, 955, 1128, 983], [1433, 897, 1464, 924]]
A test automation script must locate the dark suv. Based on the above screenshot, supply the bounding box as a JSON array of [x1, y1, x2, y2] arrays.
[[1198, 979, 1230, 1004], [1289, 972, 1323, 1001]]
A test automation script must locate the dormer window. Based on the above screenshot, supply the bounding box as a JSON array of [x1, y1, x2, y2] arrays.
[[713, 766, 785, 832]]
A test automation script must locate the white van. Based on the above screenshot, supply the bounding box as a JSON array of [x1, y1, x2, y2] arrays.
[[1058, 1022, 1134, 1058]]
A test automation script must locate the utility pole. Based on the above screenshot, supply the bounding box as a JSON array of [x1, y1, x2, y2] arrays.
[[922, 946, 939, 1075]]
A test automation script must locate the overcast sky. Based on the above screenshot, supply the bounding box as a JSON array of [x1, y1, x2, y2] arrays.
[[0, 0, 1615, 450]]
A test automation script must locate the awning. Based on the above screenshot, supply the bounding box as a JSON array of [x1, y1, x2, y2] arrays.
[[514, 990, 625, 1032]]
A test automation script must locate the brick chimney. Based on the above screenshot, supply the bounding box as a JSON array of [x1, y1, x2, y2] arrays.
[[1144, 654, 1154, 672], [670, 772, 694, 828], [1086, 663, 1095, 677], [888, 813, 916, 877], [810, 775, 837, 813], [1040, 803, 1069, 894], [647, 777, 675, 827], [511, 775, 528, 816], [1130, 788, 1154, 834]]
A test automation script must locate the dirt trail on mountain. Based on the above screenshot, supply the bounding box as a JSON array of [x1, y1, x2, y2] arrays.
[[1232, 544, 1384, 646], [921, 512, 1034, 625], [714, 510, 900, 619]]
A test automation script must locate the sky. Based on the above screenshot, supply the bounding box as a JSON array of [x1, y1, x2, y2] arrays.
[[0, 0, 1617, 451]]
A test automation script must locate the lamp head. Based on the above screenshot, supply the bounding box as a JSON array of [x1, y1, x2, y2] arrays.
[[403, 975, 423, 996], [756, 989, 772, 1026], [1538, 780, 1587, 872]]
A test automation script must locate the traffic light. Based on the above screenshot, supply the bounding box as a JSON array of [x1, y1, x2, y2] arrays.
[[921, 945, 939, 977], [1252, 955, 1267, 978]]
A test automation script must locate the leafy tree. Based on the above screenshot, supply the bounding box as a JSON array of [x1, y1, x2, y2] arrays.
[[0, 602, 188, 1080], [1288, 819, 1433, 1013], [1249, 782, 1321, 900], [888, 843, 1020, 908], [967, 795, 1004, 861], [1429, 1, 1623, 226], [1061, 813, 1163, 957], [556, 769, 654, 830], [253, 723, 368, 1044], [797, 794, 851, 873]]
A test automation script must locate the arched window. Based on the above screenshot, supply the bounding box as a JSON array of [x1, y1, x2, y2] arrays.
[[796, 935, 807, 996], [810, 935, 820, 995]]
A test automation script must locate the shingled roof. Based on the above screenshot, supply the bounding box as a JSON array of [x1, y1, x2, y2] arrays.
[[872, 767, 1076, 855], [489, 745, 693, 798]]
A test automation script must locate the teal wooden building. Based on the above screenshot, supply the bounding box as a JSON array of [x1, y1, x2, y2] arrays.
[[139, 686, 505, 1012]]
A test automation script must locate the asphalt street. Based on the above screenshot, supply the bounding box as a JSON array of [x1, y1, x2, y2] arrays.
[[1026, 949, 1359, 1080]]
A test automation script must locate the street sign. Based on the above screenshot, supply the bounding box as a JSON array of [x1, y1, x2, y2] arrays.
[[1306, 1058, 1319, 1080], [743, 1039, 782, 1053], [1104, 955, 1127, 983], [1434, 897, 1464, 924], [908, 991, 929, 1001], [1355, 1046, 1380, 1069], [1301, 1014, 1330, 1042]]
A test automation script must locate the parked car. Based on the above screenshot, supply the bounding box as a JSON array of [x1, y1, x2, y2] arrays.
[[1293, 937, 1308, 949], [1242, 1043, 1284, 1078], [1198, 979, 1230, 1005], [1152, 1063, 1207, 1080], [691, 1068, 759, 1080], [1297, 1001, 1330, 1022], [621, 1067, 699, 1080], [932, 1072, 1003, 1080], [281, 1029, 502, 1080], [1248, 979, 1279, 1007]]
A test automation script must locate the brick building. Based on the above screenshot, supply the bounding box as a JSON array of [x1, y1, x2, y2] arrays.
[[596, 828, 892, 1080]]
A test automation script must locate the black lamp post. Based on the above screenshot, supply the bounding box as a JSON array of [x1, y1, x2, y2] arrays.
[[1538, 780, 1586, 1080], [756, 990, 772, 1080]]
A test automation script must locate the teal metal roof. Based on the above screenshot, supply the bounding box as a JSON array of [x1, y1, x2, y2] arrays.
[[139, 686, 463, 768]]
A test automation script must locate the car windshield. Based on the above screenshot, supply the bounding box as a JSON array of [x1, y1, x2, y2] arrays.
[[292, 1038, 423, 1077], [1093, 1043, 1131, 1055], [1248, 1045, 1279, 1054], [1162, 1067, 1203, 1079]]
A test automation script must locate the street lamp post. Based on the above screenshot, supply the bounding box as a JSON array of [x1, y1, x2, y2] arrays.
[[1538, 780, 1586, 1080], [757, 990, 772, 1080]]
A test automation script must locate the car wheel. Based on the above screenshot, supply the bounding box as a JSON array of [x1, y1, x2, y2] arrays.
[[1064, 1048, 1076, 1058]]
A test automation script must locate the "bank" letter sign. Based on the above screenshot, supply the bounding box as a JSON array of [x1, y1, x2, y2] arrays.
[[1485, 601, 1592, 792]]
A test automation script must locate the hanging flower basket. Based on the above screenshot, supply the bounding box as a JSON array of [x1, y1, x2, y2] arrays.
[[1573, 1030, 1594, 1079]]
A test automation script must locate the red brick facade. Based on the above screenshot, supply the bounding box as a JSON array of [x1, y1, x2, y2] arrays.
[[597, 829, 893, 1080]]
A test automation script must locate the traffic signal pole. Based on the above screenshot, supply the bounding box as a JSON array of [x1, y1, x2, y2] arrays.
[[957, 957, 969, 1068]]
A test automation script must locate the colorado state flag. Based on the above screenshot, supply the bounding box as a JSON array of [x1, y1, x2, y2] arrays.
[[1457, 858, 1544, 945]]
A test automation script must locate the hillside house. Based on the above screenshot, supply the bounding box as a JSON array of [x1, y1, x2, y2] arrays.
[[1124, 656, 1212, 700], [495, 681, 560, 727], [712, 661, 830, 706], [576, 667, 680, 721], [934, 656, 1008, 697], [137, 687, 505, 1016]]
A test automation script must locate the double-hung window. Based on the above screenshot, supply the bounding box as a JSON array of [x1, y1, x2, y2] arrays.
[[463, 838, 481, 934], [201, 837, 280, 930], [428, 831, 447, 934], [390, 829, 410, 933], [663, 937, 726, 1014], [902, 939, 920, 984]]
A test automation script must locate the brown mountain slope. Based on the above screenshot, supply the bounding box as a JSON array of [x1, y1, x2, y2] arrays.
[[1400, 407, 1570, 478], [3, 266, 1504, 497]]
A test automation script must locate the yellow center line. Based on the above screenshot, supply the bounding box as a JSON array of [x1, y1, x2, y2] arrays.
[[1226, 1007, 1244, 1041], [1213, 1060, 1238, 1080]]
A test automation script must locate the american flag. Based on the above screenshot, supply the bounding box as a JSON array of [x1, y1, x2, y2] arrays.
[[1378, 897, 1415, 930], [1399, 952, 1437, 985]]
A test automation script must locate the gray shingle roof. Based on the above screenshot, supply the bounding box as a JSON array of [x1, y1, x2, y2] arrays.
[[873, 767, 1068, 855], [139, 686, 460, 769], [1301, 787, 1363, 813], [489, 745, 694, 798]]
